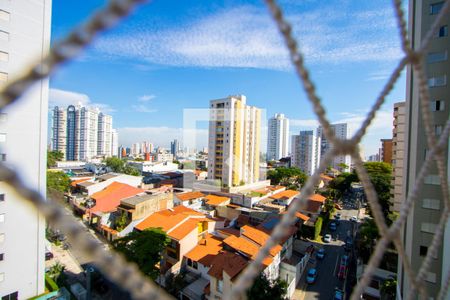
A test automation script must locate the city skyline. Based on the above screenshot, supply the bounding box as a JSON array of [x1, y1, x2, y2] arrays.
[[49, 0, 406, 155]]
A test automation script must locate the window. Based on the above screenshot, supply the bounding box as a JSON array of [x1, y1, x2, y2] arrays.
[[0, 10, 10, 21], [0, 51, 7, 62], [193, 261, 198, 269], [2, 292, 18, 300], [437, 25, 448, 37], [427, 51, 448, 63], [0, 253, 3, 261], [217, 280, 223, 293], [422, 198, 440, 210], [421, 222, 438, 233], [0, 133, 6, 143], [187, 258, 192, 267], [0, 214, 4, 223], [431, 100, 445, 111], [0, 30, 8, 41], [430, 2, 444, 14], [425, 175, 440, 185], [434, 125, 443, 135], [0, 233, 4, 243], [428, 75, 447, 87], [0, 272, 4, 283], [0, 72, 7, 83], [420, 246, 428, 256], [0, 194, 4, 202]]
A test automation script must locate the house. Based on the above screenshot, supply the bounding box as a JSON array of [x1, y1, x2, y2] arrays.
[[204, 195, 231, 208], [294, 193, 327, 218], [174, 191, 206, 208], [134, 206, 216, 284], [74, 173, 143, 195], [269, 189, 300, 206]]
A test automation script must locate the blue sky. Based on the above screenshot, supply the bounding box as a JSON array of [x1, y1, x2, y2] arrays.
[[49, 0, 407, 157]]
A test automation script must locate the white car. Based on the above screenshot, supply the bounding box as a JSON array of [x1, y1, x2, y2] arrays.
[[350, 216, 358, 222], [323, 234, 332, 243]]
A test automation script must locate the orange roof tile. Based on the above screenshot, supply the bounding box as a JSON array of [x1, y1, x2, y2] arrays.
[[71, 178, 92, 187], [306, 200, 323, 212], [267, 185, 285, 191], [309, 194, 326, 203], [223, 235, 279, 264], [217, 228, 240, 237], [270, 189, 300, 200], [169, 218, 199, 240], [176, 191, 205, 201], [281, 211, 310, 222], [240, 226, 282, 257], [205, 194, 230, 206], [207, 251, 248, 280], [185, 234, 223, 266], [89, 182, 144, 213]]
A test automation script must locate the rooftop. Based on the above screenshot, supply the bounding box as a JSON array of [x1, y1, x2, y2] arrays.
[[205, 194, 230, 206], [89, 182, 145, 213], [270, 189, 299, 200], [184, 234, 223, 266], [176, 191, 205, 201], [120, 192, 167, 207], [207, 251, 248, 280]]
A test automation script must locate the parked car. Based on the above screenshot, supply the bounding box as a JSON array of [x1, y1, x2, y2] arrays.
[[45, 252, 54, 261], [329, 222, 337, 231], [306, 268, 317, 284], [338, 265, 346, 280], [340, 255, 349, 267], [334, 213, 342, 220], [323, 234, 332, 243], [334, 288, 344, 300], [350, 216, 358, 222], [316, 248, 325, 260]]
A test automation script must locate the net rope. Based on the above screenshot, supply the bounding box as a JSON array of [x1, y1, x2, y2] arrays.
[[0, 0, 448, 299]]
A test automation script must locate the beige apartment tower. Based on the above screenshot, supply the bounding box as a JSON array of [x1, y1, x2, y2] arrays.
[[208, 95, 261, 187], [392, 102, 405, 213], [399, 1, 450, 299]]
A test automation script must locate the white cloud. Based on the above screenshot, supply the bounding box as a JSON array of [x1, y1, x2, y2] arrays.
[[290, 119, 320, 128], [93, 5, 402, 70], [49, 88, 116, 113], [131, 104, 157, 113], [117, 126, 208, 148], [138, 95, 156, 102]]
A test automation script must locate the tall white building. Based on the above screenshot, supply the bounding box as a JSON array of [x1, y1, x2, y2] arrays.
[[97, 112, 112, 157], [399, 1, 450, 299], [0, 1, 51, 298], [208, 95, 261, 187], [317, 123, 351, 171], [52, 105, 115, 161], [111, 129, 119, 157], [291, 130, 321, 175], [131, 142, 141, 157], [267, 113, 289, 161]]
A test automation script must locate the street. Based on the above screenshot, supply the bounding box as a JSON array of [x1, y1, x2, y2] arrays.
[[301, 205, 360, 300]]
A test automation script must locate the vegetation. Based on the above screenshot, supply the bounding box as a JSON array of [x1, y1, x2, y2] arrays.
[[47, 262, 66, 287], [380, 277, 397, 300], [45, 274, 59, 292], [104, 157, 140, 176], [165, 273, 187, 297], [47, 171, 71, 193], [314, 216, 323, 240], [47, 150, 64, 168], [112, 228, 169, 280], [115, 212, 129, 231], [247, 273, 287, 300], [267, 167, 307, 190]]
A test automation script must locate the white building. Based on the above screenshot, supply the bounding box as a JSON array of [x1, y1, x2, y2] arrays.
[[208, 95, 261, 187], [267, 113, 289, 161], [131, 142, 141, 157], [291, 131, 321, 175], [0, 1, 51, 298], [111, 129, 118, 157], [97, 112, 113, 157], [51, 106, 67, 159], [317, 123, 351, 171]]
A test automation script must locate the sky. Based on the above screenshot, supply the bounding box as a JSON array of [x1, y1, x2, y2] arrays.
[[49, 0, 407, 157]]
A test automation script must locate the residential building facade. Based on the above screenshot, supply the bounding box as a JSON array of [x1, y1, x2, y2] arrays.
[[0, 1, 51, 298], [392, 102, 405, 212], [317, 123, 352, 171], [380, 138, 393, 164], [111, 129, 119, 157], [51, 106, 67, 159], [399, 1, 450, 299], [97, 112, 113, 157], [171, 139, 180, 155], [267, 113, 289, 161], [291, 130, 321, 175], [208, 95, 261, 187]]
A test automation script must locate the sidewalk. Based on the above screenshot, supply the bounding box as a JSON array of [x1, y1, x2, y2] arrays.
[[46, 243, 84, 279]]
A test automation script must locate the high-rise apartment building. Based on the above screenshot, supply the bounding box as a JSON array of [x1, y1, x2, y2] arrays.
[[208, 95, 261, 187], [170, 139, 180, 155], [317, 123, 352, 171], [52, 105, 115, 161], [98, 112, 113, 157], [111, 129, 119, 157], [131, 142, 141, 157], [399, 1, 450, 299], [291, 130, 321, 175], [380, 138, 393, 164], [0, 1, 51, 298], [267, 113, 289, 161], [392, 102, 405, 212]]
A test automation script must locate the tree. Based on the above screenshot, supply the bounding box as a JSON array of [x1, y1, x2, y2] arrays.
[[115, 212, 129, 231], [112, 228, 169, 280], [247, 273, 287, 300], [267, 167, 308, 190], [104, 157, 140, 176], [47, 171, 71, 193], [314, 216, 323, 240], [380, 277, 397, 300], [47, 150, 64, 168], [363, 162, 393, 223]]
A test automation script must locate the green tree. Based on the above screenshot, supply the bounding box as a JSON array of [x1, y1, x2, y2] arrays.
[[363, 162, 393, 222], [314, 216, 323, 240], [112, 228, 169, 280], [104, 157, 140, 176], [247, 273, 287, 300], [47, 171, 71, 193], [47, 150, 64, 168], [115, 212, 129, 231], [267, 167, 308, 189], [380, 277, 397, 300], [123, 164, 140, 176]]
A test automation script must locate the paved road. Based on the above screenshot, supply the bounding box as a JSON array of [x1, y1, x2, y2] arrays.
[[302, 207, 359, 300]]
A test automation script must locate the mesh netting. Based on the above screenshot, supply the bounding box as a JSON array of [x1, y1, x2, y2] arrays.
[[0, 0, 449, 299]]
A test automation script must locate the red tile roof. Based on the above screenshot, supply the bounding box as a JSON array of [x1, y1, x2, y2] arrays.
[[207, 251, 248, 280], [185, 234, 223, 266], [71, 178, 92, 187], [309, 194, 326, 203], [176, 191, 205, 201], [205, 194, 230, 206], [270, 189, 300, 200], [89, 182, 144, 213], [306, 200, 323, 212], [281, 211, 310, 222]]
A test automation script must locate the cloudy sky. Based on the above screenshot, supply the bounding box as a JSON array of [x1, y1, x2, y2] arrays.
[[50, 0, 407, 157]]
